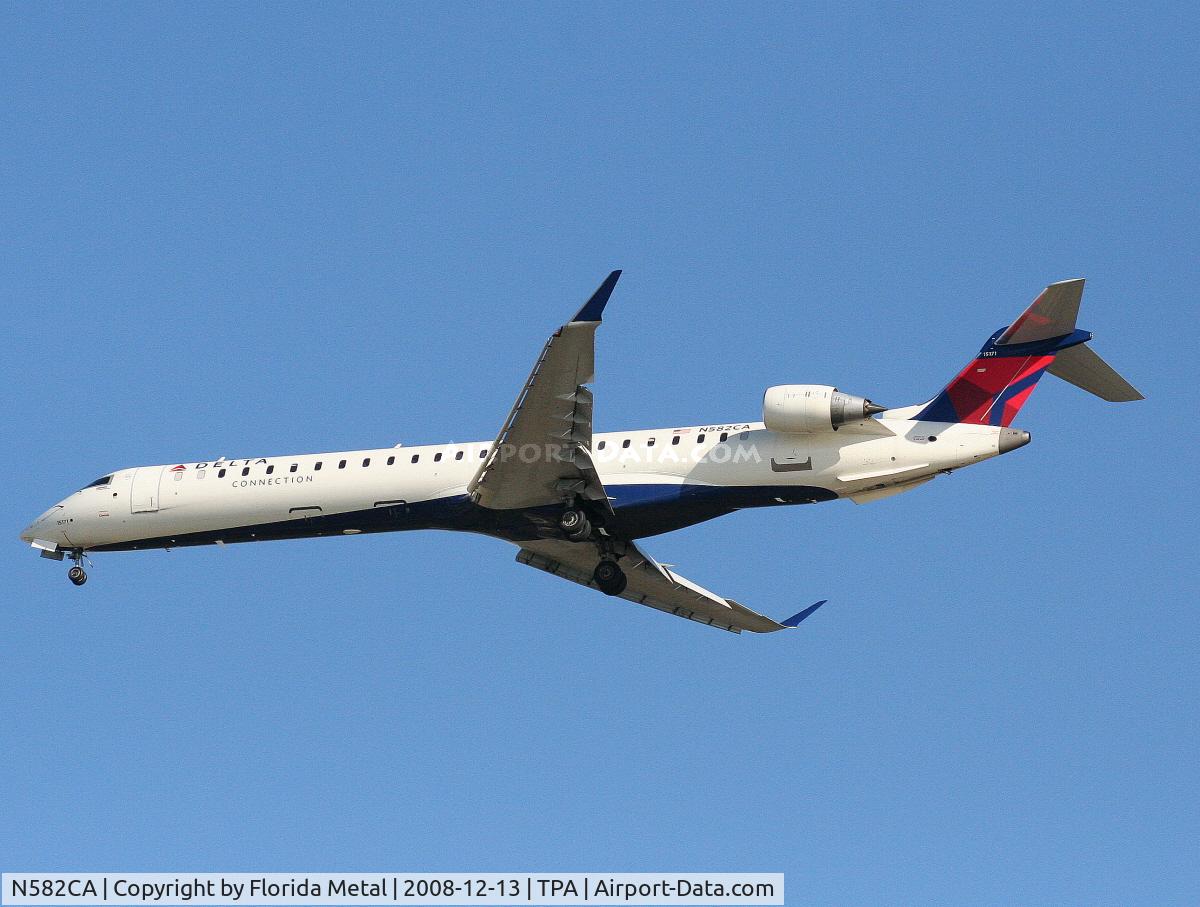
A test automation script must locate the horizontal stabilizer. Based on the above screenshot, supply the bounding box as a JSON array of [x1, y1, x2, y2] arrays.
[[1047, 342, 1144, 402], [780, 600, 829, 627], [997, 278, 1084, 345]]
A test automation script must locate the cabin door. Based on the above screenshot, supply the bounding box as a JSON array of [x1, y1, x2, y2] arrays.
[[130, 466, 164, 513]]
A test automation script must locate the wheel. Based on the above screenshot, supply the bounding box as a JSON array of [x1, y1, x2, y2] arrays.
[[592, 559, 627, 596], [67, 566, 87, 586], [559, 508, 586, 532], [559, 508, 591, 541]]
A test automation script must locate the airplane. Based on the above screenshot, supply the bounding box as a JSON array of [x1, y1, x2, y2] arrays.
[[20, 272, 1141, 633]]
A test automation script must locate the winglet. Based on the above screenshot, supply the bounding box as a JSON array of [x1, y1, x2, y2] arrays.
[[570, 270, 622, 323], [780, 600, 829, 628]]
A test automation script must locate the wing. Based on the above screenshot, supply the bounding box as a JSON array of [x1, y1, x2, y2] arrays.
[[469, 271, 621, 512], [516, 538, 828, 635]]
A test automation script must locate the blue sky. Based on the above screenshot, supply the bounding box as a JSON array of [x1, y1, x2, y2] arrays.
[[2, 4, 1196, 903]]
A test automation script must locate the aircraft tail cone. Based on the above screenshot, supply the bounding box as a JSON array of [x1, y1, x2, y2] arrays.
[[998, 429, 1032, 454]]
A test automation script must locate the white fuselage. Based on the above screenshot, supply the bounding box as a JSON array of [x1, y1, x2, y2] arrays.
[[21, 418, 1020, 554]]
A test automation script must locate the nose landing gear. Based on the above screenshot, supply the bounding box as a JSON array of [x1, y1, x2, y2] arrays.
[[67, 551, 88, 586]]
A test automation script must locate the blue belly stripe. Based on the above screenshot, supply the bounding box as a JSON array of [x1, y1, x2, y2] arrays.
[[88, 482, 838, 552]]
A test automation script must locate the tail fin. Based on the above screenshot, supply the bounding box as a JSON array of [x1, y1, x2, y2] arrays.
[[914, 279, 1142, 425]]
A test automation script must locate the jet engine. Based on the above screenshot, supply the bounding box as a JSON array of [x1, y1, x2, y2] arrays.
[[763, 384, 887, 433]]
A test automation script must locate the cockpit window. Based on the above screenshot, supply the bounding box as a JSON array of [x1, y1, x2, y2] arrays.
[[84, 475, 113, 489]]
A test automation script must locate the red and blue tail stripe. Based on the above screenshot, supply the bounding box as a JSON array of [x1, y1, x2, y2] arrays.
[[916, 329, 1090, 426]]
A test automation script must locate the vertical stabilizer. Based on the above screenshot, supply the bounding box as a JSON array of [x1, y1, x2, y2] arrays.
[[913, 279, 1122, 426]]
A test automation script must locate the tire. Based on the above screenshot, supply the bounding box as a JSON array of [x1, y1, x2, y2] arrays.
[[560, 508, 591, 541], [593, 560, 627, 596], [68, 566, 87, 586], [559, 508, 586, 532]]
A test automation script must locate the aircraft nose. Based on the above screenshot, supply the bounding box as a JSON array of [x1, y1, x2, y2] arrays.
[[19, 503, 65, 545], [998, 429, 1032, 455]]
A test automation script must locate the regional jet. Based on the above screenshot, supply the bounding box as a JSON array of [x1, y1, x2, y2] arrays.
[[20, 273, 1141, 633]]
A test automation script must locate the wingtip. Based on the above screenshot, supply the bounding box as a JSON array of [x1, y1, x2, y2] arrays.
[[780, 599, 828, 628], [571, 270, 622, 323]]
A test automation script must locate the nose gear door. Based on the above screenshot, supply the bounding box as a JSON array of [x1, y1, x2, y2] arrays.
[[130, 466, 164, 513]]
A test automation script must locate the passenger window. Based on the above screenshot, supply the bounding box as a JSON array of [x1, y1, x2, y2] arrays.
[[622, 439, 631, 449], [697, 433, 706, 443], [338, 460, 347, 469], [315, 462, 323, 471], [362, 458, 371, 467], [647, 438, 655, 447], [197, 469, 206, 480], [455, 450, 464, 460], [387, 456, 395, 466], [720, 432, 728, 442], [597, 440, 606, 450], [740, 431, 750, 440], [411, 454, 419, 464], [289, 464, 297, 473], [671, 436, 680, 445], [479, 450, 487, 459], [241, 467, 250, 476], [218, 468, 226, 478], [434, 452, 442, 462], [266, 465, 274, 475]]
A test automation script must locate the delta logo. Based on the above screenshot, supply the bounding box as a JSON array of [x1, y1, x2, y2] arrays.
[[170, 465, 187, 472]]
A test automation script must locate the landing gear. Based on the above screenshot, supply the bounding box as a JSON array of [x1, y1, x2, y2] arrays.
[[560, 498, 624, 593], [67, 551, 88, 586], [593, 559, 627, 596], [559, 507, 592, 542]]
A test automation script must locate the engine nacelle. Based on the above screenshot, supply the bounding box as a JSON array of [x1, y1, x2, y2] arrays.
[[763, 384, 886, 433]]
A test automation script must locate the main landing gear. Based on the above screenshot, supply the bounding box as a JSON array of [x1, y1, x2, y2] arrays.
[[558, 507, 592, 542], [559, 501, 627, 595], [593, 558, 627, 597], [67, 551, 88, 586]]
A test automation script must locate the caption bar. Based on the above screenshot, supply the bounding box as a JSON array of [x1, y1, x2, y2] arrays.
[[3, 874, 783, 906]]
